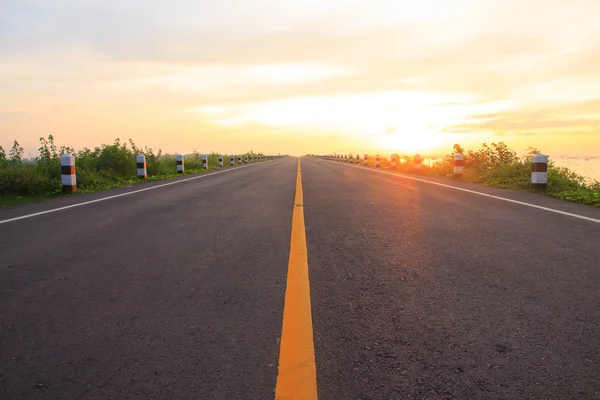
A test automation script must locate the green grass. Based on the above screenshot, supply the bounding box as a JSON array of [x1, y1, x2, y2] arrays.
[[0, 136, 267, 206], [325, 143, 600, 208], [0, 194, 49, 207]]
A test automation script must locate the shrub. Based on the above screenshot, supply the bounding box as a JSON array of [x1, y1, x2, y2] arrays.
[[0, 136, 264, 201]]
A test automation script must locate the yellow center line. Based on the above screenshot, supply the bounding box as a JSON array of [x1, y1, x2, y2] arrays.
[[275, 159, 318, 400]]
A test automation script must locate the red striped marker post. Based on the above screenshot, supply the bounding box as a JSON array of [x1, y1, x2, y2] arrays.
[[137, 154, 147, 179], [390, 153, 398, 169], [202, 154, 208, 169], [454, 153, 464, 176], [60, 154, 77, 193], [176, 154, 184, 174], [414, 154, 422, 171], [375, 154, 381, 168], [532, 154, 548, 189]]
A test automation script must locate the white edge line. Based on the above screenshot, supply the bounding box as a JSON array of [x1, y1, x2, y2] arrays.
[[321, 158, 600, 224], [0, 160, 278, 225]]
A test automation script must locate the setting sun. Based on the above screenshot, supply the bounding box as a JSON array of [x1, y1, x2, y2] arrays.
[[1, 0, 600, 160], [379, 131, 447, 154]]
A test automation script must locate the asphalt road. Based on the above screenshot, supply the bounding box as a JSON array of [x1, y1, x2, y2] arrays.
[[1, 156, 599, 399]]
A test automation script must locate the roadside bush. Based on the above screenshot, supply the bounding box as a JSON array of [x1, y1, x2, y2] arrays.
[[0, 135, 262, 202], [424, 142, 599, 206]]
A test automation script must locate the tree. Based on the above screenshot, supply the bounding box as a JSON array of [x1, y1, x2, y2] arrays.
[[8, 140, 24, 165], [0, 145, 6, 167], [453, 144, 465, 154]]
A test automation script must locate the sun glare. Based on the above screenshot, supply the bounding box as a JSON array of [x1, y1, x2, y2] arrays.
[[380, 132, 444, 153]]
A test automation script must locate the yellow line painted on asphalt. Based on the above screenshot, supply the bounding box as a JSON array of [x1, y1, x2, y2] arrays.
[[275, 159, 318, 400]]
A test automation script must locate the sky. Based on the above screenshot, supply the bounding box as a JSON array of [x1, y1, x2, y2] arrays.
[[1, 0, 600, 157]]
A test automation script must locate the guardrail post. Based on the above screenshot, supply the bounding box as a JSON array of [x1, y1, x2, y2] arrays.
[[414, 154, 422, 171], [176, 154, 184, 174], [202, 154, 208, 169], [454, 153, 464, 176], [137, 154, 147, 178], [60, 154, 77, 193], [532, 154, 548, 189]]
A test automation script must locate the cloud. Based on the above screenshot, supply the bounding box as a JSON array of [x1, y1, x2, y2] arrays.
[[444, 99, 600, 138], [2, 0, 600, 156]]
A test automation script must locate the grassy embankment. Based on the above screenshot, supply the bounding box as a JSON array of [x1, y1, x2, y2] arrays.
[[0, 136, 266, 206], [333, 142, 600, 207]]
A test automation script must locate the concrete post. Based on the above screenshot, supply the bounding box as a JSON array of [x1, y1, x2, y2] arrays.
[[375, 154, 381, 168], [454, 153, 464, 176], [391, 153, 398, 169], [202, 154, 208, 169], [176, 154, 184, 174], [414, 154, 422, 171], [60, 154, 76, 193], [137, 154, 147, 178], [532, 154, 549, 189]]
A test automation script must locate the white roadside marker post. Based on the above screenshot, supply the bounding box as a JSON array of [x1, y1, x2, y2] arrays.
[[532, 154, 549, 190], [375, 154, 381, 168], [218, 154, 223, 167], [60, 154, 77, 193], [391, 153, 398, 169], [454, 153, 464, 176], [202, 154, 208, 169], [137, 154, 147, 179], [176, 154, 184, 174], [230, 155, 235, 166], [363, 154, 369, 166], [414, 154, 422, 171]]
